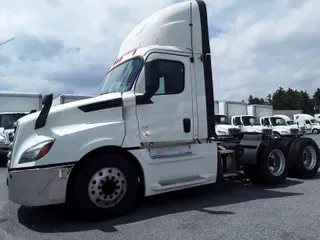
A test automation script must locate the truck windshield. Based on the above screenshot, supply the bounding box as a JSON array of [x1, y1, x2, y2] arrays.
[[214, 115, 229, 125], [270, 117, 287, 126], [287, 120, 295, 125], [100, 57, 143, 95], [0, 113, 27, 129], [242, 116, 260, 126], [310, 119, 319, 124]]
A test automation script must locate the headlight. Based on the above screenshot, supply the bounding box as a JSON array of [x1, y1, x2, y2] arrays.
[[218, 131, 227, 135], [19, 139, 55, 164]]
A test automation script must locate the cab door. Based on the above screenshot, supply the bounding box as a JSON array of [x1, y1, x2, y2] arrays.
[[135, 53, 194, 146]]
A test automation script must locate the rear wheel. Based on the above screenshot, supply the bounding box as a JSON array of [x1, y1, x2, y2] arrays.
[[257, 141, 289, 185], [288, 138, 320, 178], [71, 153, 139, 221], [312, 129, 319, 134]]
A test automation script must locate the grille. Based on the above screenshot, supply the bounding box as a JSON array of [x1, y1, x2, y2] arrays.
[[228, 128, 241, 135], [262, 129, 272, 136], [290, 128, 299, 135]]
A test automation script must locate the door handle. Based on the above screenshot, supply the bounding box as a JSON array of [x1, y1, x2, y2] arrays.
[[183, 118, 191, 133]]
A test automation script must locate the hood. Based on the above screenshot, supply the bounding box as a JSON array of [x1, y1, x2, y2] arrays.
[[250, 125, 270, 131], [17, 92, 122, 127], [216, 124, 239, 131]]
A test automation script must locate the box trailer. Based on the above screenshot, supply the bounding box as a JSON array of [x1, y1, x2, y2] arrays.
[[247, 104, 273, 118], [52, 94, 93, 106]]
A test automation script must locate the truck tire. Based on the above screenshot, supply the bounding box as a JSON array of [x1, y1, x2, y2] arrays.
[[288, 138, 320, 178], [257, 140, 289, 185], [312, 129, 319, 134], [216, 153, 224, 183], [71, 153, 139, 221]]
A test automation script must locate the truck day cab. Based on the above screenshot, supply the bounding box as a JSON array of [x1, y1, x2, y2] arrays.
[[6, 0, 320, 221], [260, 116, 300, 139], [294, 114, 320, 134]]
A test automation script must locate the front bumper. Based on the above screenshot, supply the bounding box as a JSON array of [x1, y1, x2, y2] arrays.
[[7, 164, 74, 206]]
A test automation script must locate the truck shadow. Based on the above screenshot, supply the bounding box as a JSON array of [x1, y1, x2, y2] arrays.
[[17, 178, 303, 233]]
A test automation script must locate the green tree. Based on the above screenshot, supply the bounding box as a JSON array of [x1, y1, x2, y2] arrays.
[[266, 93, 272, 105], [313, 88, 320, 112], [272, 87, 287, 110]]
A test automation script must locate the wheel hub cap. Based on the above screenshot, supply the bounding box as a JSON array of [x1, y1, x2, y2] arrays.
[[267, 149, 286, 176], [88, 167, 127, 208], [102, 180, 117, 195], [302, 146, 317, 170]]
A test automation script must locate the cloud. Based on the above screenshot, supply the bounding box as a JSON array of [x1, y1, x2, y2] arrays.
[[0, 0, 319, 102], [0, 0, 174, 96], [210, 0, 320, 101]]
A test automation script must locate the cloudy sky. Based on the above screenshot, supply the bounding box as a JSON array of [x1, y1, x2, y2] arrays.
[[0, 0, 319, 101]]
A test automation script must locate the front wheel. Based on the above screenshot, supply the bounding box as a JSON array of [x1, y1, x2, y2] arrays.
[[312, 129, 319, 134], [71, 153, 140, 221]]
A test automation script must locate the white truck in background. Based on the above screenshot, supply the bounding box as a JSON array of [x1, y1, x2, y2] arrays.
[[6, 0, 320, 221], [246, 104, 301, 138], [273, 114, 306, 135], [0, 92, 42, 142], [219, 101, 273, 137], [214, 101, 241, 138], [52, 94, 93, 106], [260, 116, 300, 138], [293, 114, 320, 134], [315, 114, 320, 123]]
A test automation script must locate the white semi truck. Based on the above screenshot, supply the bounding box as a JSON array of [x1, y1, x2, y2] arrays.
[[52, 94, 93, 106], [6, 0, 320, 221], [260, 116, 300, 138], [273, 114, 306, 135], [293, 113, 320, 134], [219, 101, 273, 137], [214, 101, 241, 138]]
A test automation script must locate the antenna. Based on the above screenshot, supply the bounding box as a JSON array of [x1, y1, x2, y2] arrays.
[[0, 37, 14, 47]]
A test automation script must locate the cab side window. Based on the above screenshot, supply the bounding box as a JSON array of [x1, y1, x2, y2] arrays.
[[305, 120, 311, 124], [263, 118, 270, 125], [233, 117, 242, 125], [148, 60, 185, 95]]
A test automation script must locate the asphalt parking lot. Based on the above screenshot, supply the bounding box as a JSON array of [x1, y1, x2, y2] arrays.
[[1, 134, 320, 240]]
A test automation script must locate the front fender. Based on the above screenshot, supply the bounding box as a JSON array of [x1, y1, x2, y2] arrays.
[[77, 136, 125, 161]]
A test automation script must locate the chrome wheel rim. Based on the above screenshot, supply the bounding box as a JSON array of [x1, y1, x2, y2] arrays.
[[88, 167, 127, 208], [267, 149, 286, 176], [302, 146, 317, 170]]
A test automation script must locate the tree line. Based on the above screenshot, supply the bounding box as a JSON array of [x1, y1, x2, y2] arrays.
[[248, 87, 320, 114]]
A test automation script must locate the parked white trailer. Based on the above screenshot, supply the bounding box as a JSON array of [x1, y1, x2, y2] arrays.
[[247, 104, 273, 118], [0, 92, 42, 141], [52, 94, 93, 106], [6, 0, 320, 221], [218, 101, 247, 116], [0, 92, 42, 113]]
